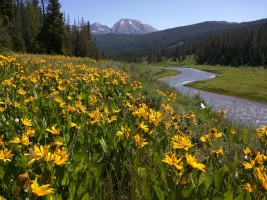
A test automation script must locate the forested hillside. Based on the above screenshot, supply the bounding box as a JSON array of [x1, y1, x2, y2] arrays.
[[0, 0, 98, 59], [194, 23, 267, 66], [94, 19, 267, 66]]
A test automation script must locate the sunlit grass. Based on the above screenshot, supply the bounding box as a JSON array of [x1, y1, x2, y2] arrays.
[[186, 65, 267, 103]]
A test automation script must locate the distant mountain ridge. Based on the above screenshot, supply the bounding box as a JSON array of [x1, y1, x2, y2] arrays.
[[91, 23, 110, 34], [91, 19, 158, 35], [93, 18, 267, 56]]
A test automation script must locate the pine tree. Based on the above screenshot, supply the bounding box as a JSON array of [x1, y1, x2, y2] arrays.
[[0, 0, 13, 25], [0, 17, 12, 51], [40, 0, 66, 54], [23, 0, 42, 52]]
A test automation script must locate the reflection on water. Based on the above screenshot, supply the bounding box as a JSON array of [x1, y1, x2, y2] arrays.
[[162, 67, 267, 127]]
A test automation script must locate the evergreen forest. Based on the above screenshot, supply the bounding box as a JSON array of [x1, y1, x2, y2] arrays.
[[0, 0, 98, 59]]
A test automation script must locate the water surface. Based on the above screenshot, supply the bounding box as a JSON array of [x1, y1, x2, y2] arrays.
[[162, 67, 267, 127]]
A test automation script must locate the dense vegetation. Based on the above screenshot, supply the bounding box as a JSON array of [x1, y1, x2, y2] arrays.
[[0, 53, 267, 199], [194, 24, 267, 66], [0, 0, 98, 58]]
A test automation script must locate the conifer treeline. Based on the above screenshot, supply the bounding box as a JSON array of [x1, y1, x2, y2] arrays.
[[149, 22, 267, 66], [105, 21, 267, 67], [0, 0, 98, 59], [194, 24, 267, 66]]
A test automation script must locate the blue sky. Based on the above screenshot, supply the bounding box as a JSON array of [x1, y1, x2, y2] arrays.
[[60, 0, 267, 30]]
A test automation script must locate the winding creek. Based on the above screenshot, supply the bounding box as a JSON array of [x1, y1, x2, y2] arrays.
[[161, 67, 267, 127]]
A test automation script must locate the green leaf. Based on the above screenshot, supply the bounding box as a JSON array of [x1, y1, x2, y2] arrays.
[[137, 167, 146, 177], [100, 137, 107, 153], [55, 194, 63, 200], [77, 182, 86, 199], [234, 192, 244, 200], [71, 163, 84, 181], [198, 171, 210, 189], [223, 190, 233, 200], [0, 166, 4, 179], [140, 180, 152, 199], [245, 191, 252, 200], [69, 182, 77, 200], [61, 171, 69, 186], [81, 193, 90, 200], [212, 197, 223, 200], [153, 185, 165, 200], [182, 186, 194, 198], [214, 166, 228, 194]]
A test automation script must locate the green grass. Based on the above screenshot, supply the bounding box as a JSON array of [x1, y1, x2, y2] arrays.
[[186, 65, 267, 103], [147, 67, 180, 78]]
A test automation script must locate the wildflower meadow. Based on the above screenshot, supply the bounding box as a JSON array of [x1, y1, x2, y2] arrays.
[[0, 54, 266, 199]]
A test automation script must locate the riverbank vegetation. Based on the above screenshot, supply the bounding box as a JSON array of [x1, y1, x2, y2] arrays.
[[1, 53, 267, 199], [187, 65, 267, 104]]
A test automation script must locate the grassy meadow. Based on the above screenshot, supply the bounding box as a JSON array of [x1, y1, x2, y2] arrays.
[[187, 65, 267, 104], [0, 54, 266, 199]]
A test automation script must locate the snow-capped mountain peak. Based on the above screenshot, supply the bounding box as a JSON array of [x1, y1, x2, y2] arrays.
[[91, 19, 158, 35], [111, 19, 158, 34]]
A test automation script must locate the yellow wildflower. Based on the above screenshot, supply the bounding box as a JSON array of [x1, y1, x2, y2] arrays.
[[117, 126, 131, 139], [257, 126, 267, 139], [57, 85, 66, 92], [45, 125, 60, 135], [243, 159, 255, 170], [17, 88, 27, 96], [185, 153, 205, 172], [230, 128, 237, 134], [161, 103, 174, 115], [9, 137, 21, 144], [133, 134, 148, 148], [0, 107, 5, 112], [53, 153, 68, 165], [256, 168, 267, 191], [24, 128, 35, 137], [0, 135, 4, 148], [24, 96, 35, 103], [67, 104, 76, 113], [21, 134, 30, 146], [53, 139, 64, 147], [0, 148, 14, 162], [27, 145, 50, 164], [107, 116, 117, 124], [172, 134, 193, 151], [200, 135, 207, 143], [162, 153, 183, 170], [138, 121, 149, 133], [255, 152, 263, 165], [245, 183, 253, 193], [53, 147, 68, 165], [21, 117, 33, 126], [9, 134, 30, 146], [211, 147, 224, 157], [31, 178, 54, 196], [243, 147, 252, 155], [217, 109, 227, 117], [210, 128, 223, 138]]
